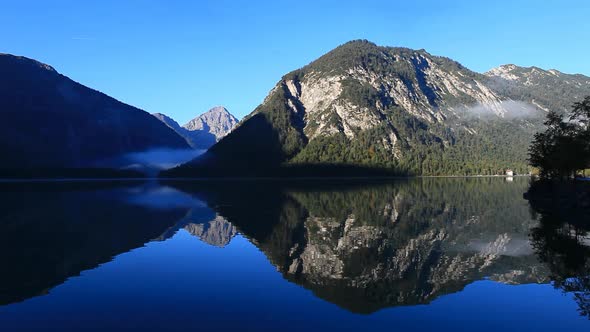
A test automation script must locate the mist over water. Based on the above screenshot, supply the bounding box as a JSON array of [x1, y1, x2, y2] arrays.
[[94, 148, 204, 175], [123, 148, 204, 169]]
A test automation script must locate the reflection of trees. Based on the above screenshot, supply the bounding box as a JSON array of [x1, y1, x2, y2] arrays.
[[279, 179, 544, 312], [173, 177, 546, 313], [529, 199, 590, 319]]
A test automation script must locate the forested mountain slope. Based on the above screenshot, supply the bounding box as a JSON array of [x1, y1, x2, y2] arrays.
[[166, 40, 590, 177]]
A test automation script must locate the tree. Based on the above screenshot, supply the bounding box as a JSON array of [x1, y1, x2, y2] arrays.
[[529, 98, 590, 179], [571, 96, 590, 130]]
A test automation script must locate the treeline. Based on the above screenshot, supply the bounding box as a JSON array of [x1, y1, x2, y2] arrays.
[[292, 115, 533, 176], [529, 96, 590, 178]]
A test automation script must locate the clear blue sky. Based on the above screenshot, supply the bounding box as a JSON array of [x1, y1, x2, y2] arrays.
[[1, 0, 589, 123]]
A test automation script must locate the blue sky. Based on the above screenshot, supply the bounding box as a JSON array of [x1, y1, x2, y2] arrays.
[[1, 0, 589, 122]]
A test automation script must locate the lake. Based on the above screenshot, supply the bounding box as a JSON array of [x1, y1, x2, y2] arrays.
[[0, 177, 589, 331]]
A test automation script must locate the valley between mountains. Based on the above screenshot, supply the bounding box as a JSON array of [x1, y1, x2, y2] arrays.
[[2, 40, 590, 177]]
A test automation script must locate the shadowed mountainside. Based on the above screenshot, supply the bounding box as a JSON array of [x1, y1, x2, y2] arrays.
[[0, 54, 189, 171]]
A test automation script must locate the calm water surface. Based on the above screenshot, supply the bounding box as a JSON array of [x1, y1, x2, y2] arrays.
[[0, 178, 589, 331]]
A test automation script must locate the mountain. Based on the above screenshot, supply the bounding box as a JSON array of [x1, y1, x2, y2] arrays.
[[184, 106, 239, 141], [164, 40, 590, 177], [485, 64, 590, 113], [152, 112, 185, 134], [153, 106, 238, 149], [0, 53, 189, 171]]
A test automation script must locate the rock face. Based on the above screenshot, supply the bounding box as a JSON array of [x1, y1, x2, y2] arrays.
[[184, 106, 239, 141], [168, 40, 590, 176], [0, 53, 189, 169], [485, 64, 590, 114], [153, 107, 238, 149]]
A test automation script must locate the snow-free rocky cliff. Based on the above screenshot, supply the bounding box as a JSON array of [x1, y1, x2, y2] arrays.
[[169, 40, 590, 176], [184, 106, 239, 141], [153, 107, 238, 150]]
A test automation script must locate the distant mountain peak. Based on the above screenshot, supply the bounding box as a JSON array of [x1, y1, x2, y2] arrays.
[[183, 106, 239, 140], [486, 64, 567, 80], [153, 107, 238, 150], [485, 64, 590, 94], [485, 64, 520, 81]]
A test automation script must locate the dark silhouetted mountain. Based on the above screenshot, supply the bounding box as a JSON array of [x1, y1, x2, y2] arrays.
[[152, 112, 186, 136], [153, 107, 238, 149], [0, 54, 189, 170], [165, 40, 590, 177]]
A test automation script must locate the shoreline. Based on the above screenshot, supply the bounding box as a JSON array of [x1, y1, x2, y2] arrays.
[[0, 174, 531, 183]]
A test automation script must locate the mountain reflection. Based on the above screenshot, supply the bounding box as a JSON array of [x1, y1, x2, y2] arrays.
[[2, 178, 590, 318], [0, 182, 187, 305], [157, 208, 237, 247], [168, 178, 551, 313]]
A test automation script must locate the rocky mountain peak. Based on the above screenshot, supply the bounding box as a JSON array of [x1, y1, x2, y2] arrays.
[[153, 107, 239, 150], [486, 64, 569, 83], [166, 40, 590, 177], [485, 64, 519, 80], [183, 106, 239, 140]]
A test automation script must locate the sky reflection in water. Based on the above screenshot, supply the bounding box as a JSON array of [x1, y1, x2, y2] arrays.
[[0, 178, 588, 331]]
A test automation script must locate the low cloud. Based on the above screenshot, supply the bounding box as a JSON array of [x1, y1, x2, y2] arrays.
[[459, 100, 541, 119], [122, 148, 205, 170], [93, 148, 204, 176]]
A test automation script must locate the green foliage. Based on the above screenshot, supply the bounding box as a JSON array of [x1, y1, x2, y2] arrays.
[[279, 41, 542, 176], [529, 97, 590, 178], [290, 111, 535, 176], [291, 128, 400, 169], [171, 41, 590, 178]]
